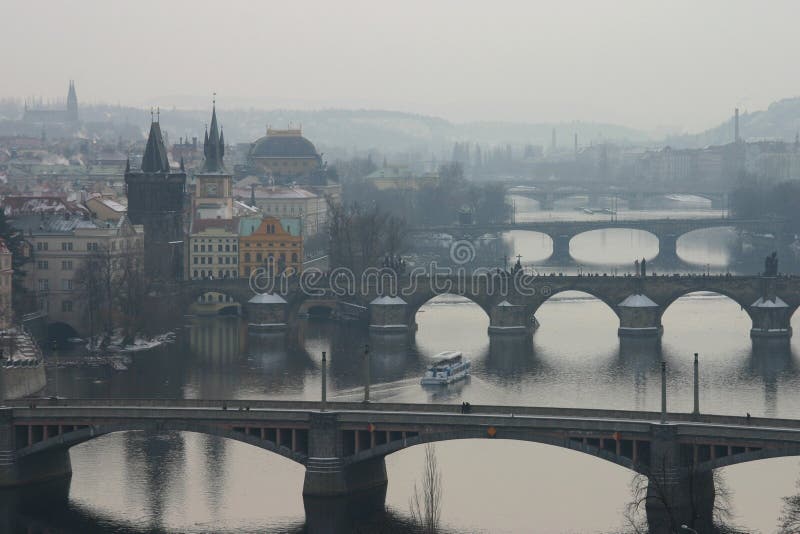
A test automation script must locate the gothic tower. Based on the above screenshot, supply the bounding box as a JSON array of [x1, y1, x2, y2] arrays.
[[66, 80, 78, 122], [194, 99, 233, 219], [125, 115, 186, 283]]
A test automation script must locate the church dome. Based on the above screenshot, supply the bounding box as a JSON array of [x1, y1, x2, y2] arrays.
[[250, 131, 319, 158]]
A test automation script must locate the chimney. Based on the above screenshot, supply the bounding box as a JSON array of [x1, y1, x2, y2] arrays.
[[734, 108, 740, 144]]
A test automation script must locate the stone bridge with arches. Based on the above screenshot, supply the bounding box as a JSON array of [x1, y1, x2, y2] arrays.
[[5, 398, 800, 533], [411, 217, 785, 265], [178, 274, 800, 339], [506, 182, 731, 210]]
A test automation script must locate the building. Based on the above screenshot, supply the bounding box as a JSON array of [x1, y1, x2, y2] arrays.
[[124, 118, 187, 283], [238, 216, 302, 278], [234, 184, 327, 236], [248, 127, 321, 179], [22, 81, 78, 124], [193, 102, 233, 220], [0, 239, 12, 330], [84, 194, 127, 222], [9, 207, 143, 335], [363, 166, 440, 191], [188, 218, 239, 280]]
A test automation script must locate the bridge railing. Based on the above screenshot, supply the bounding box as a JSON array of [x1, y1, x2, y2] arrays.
[[7, 398, 800, 430]]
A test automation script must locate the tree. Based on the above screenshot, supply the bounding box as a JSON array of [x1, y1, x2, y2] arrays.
[[0, 208, 30, 318], [779, 476, 800, 533], [75, 247, 114, 347], [114, 250, 150, 339], [409, 444, 442, 534]]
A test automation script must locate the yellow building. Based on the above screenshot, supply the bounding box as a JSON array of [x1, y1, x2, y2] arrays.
[[249, 128, 321, 178], [238, 217, 302, 278]]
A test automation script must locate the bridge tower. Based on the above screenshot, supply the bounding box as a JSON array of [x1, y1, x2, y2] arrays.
[[124, 116, 187, 284]]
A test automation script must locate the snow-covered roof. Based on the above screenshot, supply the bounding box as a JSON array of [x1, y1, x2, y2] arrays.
[[370, 296, 407, 305], [618, 294, 659, 307], [751, 296, 788, 308], [248, 293, 287, 304]]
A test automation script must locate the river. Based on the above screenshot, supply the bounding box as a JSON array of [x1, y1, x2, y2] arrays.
[[6, 202, 800, 533]]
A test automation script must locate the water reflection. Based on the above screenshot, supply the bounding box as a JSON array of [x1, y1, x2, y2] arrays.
[[17, 289, 800, 532]]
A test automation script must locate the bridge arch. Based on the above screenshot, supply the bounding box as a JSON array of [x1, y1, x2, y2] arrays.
[[566, 228, 659, 265], [344, 430, 641, 475], [696, 444, 800, 472], [530, 287, 622, 320], [407, 292, 492, 330], [15, 422, 308, 466], [658, 289, 753, 324]]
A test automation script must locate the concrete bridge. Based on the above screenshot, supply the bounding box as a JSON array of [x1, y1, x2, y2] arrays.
[[179, 274, 800, 340], [412, 217, 784, 265], [506, 181, 731, 210], [4, 398, 800, 532]]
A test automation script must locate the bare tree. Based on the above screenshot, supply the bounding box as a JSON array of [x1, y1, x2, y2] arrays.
[[75, 246, 113, 347], [779, 475, 800, 534], [409, 443, 443, 534], [114, 250, 150, 339], [624, 463, 739, 534]]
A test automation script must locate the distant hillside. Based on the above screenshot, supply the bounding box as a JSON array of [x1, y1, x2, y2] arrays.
[[666, 97, 800, 148], [73, 105, 650, 159]]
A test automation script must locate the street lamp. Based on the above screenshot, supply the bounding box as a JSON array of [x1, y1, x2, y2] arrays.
[[680, 525, 698, 534]]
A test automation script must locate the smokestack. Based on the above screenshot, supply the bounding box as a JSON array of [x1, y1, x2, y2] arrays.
[[734, 108, 740, 143]]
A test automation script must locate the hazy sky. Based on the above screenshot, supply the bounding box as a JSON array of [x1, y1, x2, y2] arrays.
[[4, 0, 800, 133]]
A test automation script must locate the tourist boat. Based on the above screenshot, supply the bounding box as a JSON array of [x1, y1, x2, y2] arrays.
[[421, 351, 471, 385]]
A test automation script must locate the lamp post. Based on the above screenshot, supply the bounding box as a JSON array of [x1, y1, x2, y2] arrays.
[[660, 361, 667, 424], [693, 353, 700, 418], [363, 344, 370, 403], [321, 351, 327, 412]]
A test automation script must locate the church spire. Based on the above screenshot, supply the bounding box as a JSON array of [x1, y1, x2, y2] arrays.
[[202, 95, 225, 172]]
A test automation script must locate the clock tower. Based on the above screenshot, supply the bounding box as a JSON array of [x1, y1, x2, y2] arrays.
[[194, 99, 233, 219]]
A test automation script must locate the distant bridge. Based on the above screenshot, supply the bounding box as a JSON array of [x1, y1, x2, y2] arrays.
[[411, 217, 785, 264], [4, 398, 800, 532], [505, 181, 731, 209]]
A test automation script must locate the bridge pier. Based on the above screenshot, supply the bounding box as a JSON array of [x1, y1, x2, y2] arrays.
[[617, 294, 662, 337], [303, 413, 388, 500], [549, 234, 572, 264], [646, 425, 715, 534], [655, 233, 681, 266], [750, 286, 794, 339], [369, 296, 410, 334], [0, 408, 72, 488], [488, 301, 535, 336]]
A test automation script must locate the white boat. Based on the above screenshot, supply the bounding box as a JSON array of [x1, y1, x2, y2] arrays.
[[421, 351, 471, 385]]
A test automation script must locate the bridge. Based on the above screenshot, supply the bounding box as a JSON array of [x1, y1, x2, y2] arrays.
[[3, 397, 800, 532], [506, 181, 731, 210], [411, 217, 784, 265], [178, 274, 800, 340]]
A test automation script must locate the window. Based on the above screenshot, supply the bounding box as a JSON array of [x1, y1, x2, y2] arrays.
[[233, 257, 237, 264], [87, 242, 99, 251], [38, 279, 49, 291], [201, 245, 206, 252], [61, 260, 73, 270], [61, 242, 73, 251], [218, 245, 223, 252], [225, 245, 230, 252], [225, 257, 230, 264], [218, 257, 223, 264], [61, 279, 73, 291], [256, 252, 263, 262], [201, 257, 206, 265], [193, 257, 198, 264], [233, 244, 237, 252], [193, 244, 198, 252], [244, 253, 251, 262], [193, 270, 198, 278], [37, 260, 49, 270], [291, 253, 298, 263], [61, 300, 73, 312], [37, 242, 48, 251]]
